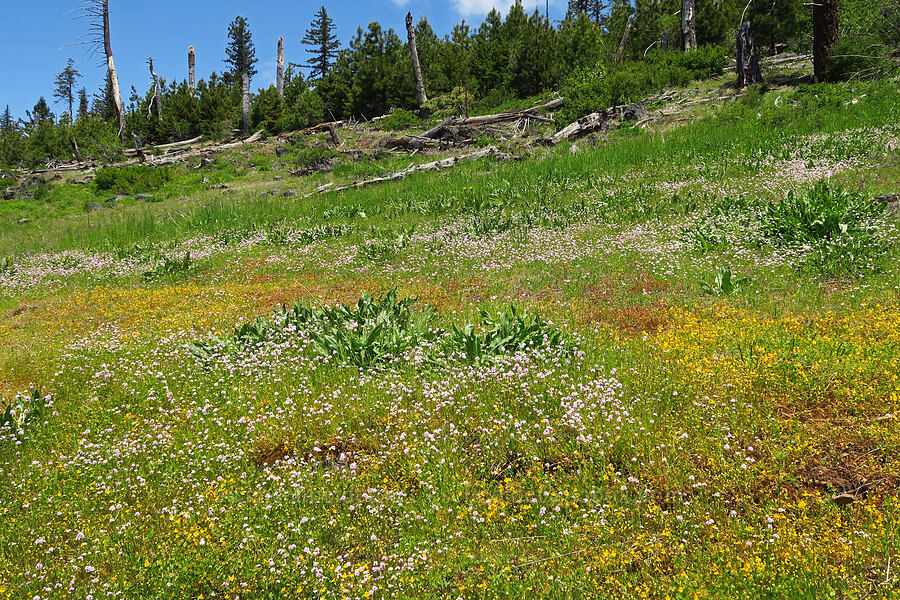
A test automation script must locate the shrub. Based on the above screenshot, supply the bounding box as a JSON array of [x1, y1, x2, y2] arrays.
[[376, 108, 421, 131], [189, 288, 440, 368], [95, 165, 172, 195], [761, 181, 888, 276], [285, 146, 339, 170], [560, 46, 728, 123], [450, 305, 564, 363]]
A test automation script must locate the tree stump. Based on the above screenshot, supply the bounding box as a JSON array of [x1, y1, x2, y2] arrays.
[[736, 21, 763, 88]]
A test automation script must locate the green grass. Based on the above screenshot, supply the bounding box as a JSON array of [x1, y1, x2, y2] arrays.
[[1, 76, 899, 600]]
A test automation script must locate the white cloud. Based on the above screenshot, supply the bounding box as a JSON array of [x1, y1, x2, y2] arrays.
[[452, 0, 559, 17]]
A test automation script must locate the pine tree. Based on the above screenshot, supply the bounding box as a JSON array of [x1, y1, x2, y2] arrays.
[[303, 6, 341, 79], [1, 106, 13, 131], [225, 16, 258, 79], [225, 15, 258, 133], [568, 0, 606, 23], [92, 71, 118, 122], [53, 59, 81, 123], [77, 88, 89, 120], [30, 97, 52, 127]]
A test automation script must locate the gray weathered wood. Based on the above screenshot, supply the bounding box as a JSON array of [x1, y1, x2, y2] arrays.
[[406, 12, 428, 110], [148, 57, 162, 122], [241, 72, 251, 134], [188, 46, 196, 91], [682, 0, 697, 51], [276, 37, 285, 99], [616, 15, 634, 61], [736, 21, 763, 87]]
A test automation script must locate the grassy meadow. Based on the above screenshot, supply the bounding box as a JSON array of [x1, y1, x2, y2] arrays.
[[1, 77, 900, 599]]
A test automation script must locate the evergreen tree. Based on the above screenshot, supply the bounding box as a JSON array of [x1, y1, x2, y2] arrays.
[[1, 106, 13, 131], [92, 71, 118, 122], [303, 6, 341, 79], [225, 15, 258, 132], [225, 16, 258, 80], [77, 88, 89, 120], [30, 97, 53, 127], [52, 58, 81, 123], [568, 0, 607, 23]]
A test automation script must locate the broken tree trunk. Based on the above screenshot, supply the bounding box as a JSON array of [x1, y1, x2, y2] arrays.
[[148, 57, 162, 122], [616, 15, 634, 62], [102, 0, 126, 139], [188, 46, 196, 92], [406, 12, 428, 112], [277, 37, 285, 99], [736, 21, 763, 87], [661, 31, 669, 51], [682, 0, 697, 51], [70, 137, 83, 162], [241, 71, 251, 134], [813, 0, 840, 81], [132, 133, 146, 163]]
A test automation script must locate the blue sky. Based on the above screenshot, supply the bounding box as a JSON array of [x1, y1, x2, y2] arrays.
[[0, 0, 564, 120]]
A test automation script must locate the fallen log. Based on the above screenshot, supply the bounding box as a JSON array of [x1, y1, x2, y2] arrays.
[[546, 112, 609, 145], [421, 98, 564, 140], [123, 135, 204, 157], [306, 147, 514, 197], [299, 121, 346, 135]]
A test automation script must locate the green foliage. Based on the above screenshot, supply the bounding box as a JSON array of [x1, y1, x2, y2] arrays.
[[761, 182, 888, 276], [375, 109, 422, 131], [190, 288, 440, 368], [142, 252, 193, 282], [303, 6, 342, 79], [282, 145, 338, 170], [698, 266, 750, 296], [450, 305, 564, 363], [560, 46, 728, 123], [95, 165, 172, 195], [1, 389, 46, 434]]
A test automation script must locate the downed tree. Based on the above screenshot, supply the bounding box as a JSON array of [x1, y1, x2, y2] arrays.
[[421, 98, 564, 140], [299, 120, 346, 135], [306, 147, 515, 197]]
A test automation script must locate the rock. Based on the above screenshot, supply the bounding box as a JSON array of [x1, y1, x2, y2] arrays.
[[17, 218, 30, 225], [833, 493, 857, 506], [281, 189, 298, 197], [569, 144, 581, 155], [275, 145, 289, 157], [71, 175, 95, 184], [104, 196, 122, 206], [622, 102, 649, 122], [134, 193, 156, 201], [876, 194, 899, 212], [85, 201, 103, 212], [200, 176, 209, 184]]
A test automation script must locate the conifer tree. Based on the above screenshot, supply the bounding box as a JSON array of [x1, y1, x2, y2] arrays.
[[1, 106, 13, 132], [224, 15, 257, 133], [53, 58, 81, 123], [77, 88, 89, 120], [303, 6, 341, 79], [30, 97, 53, 127]]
